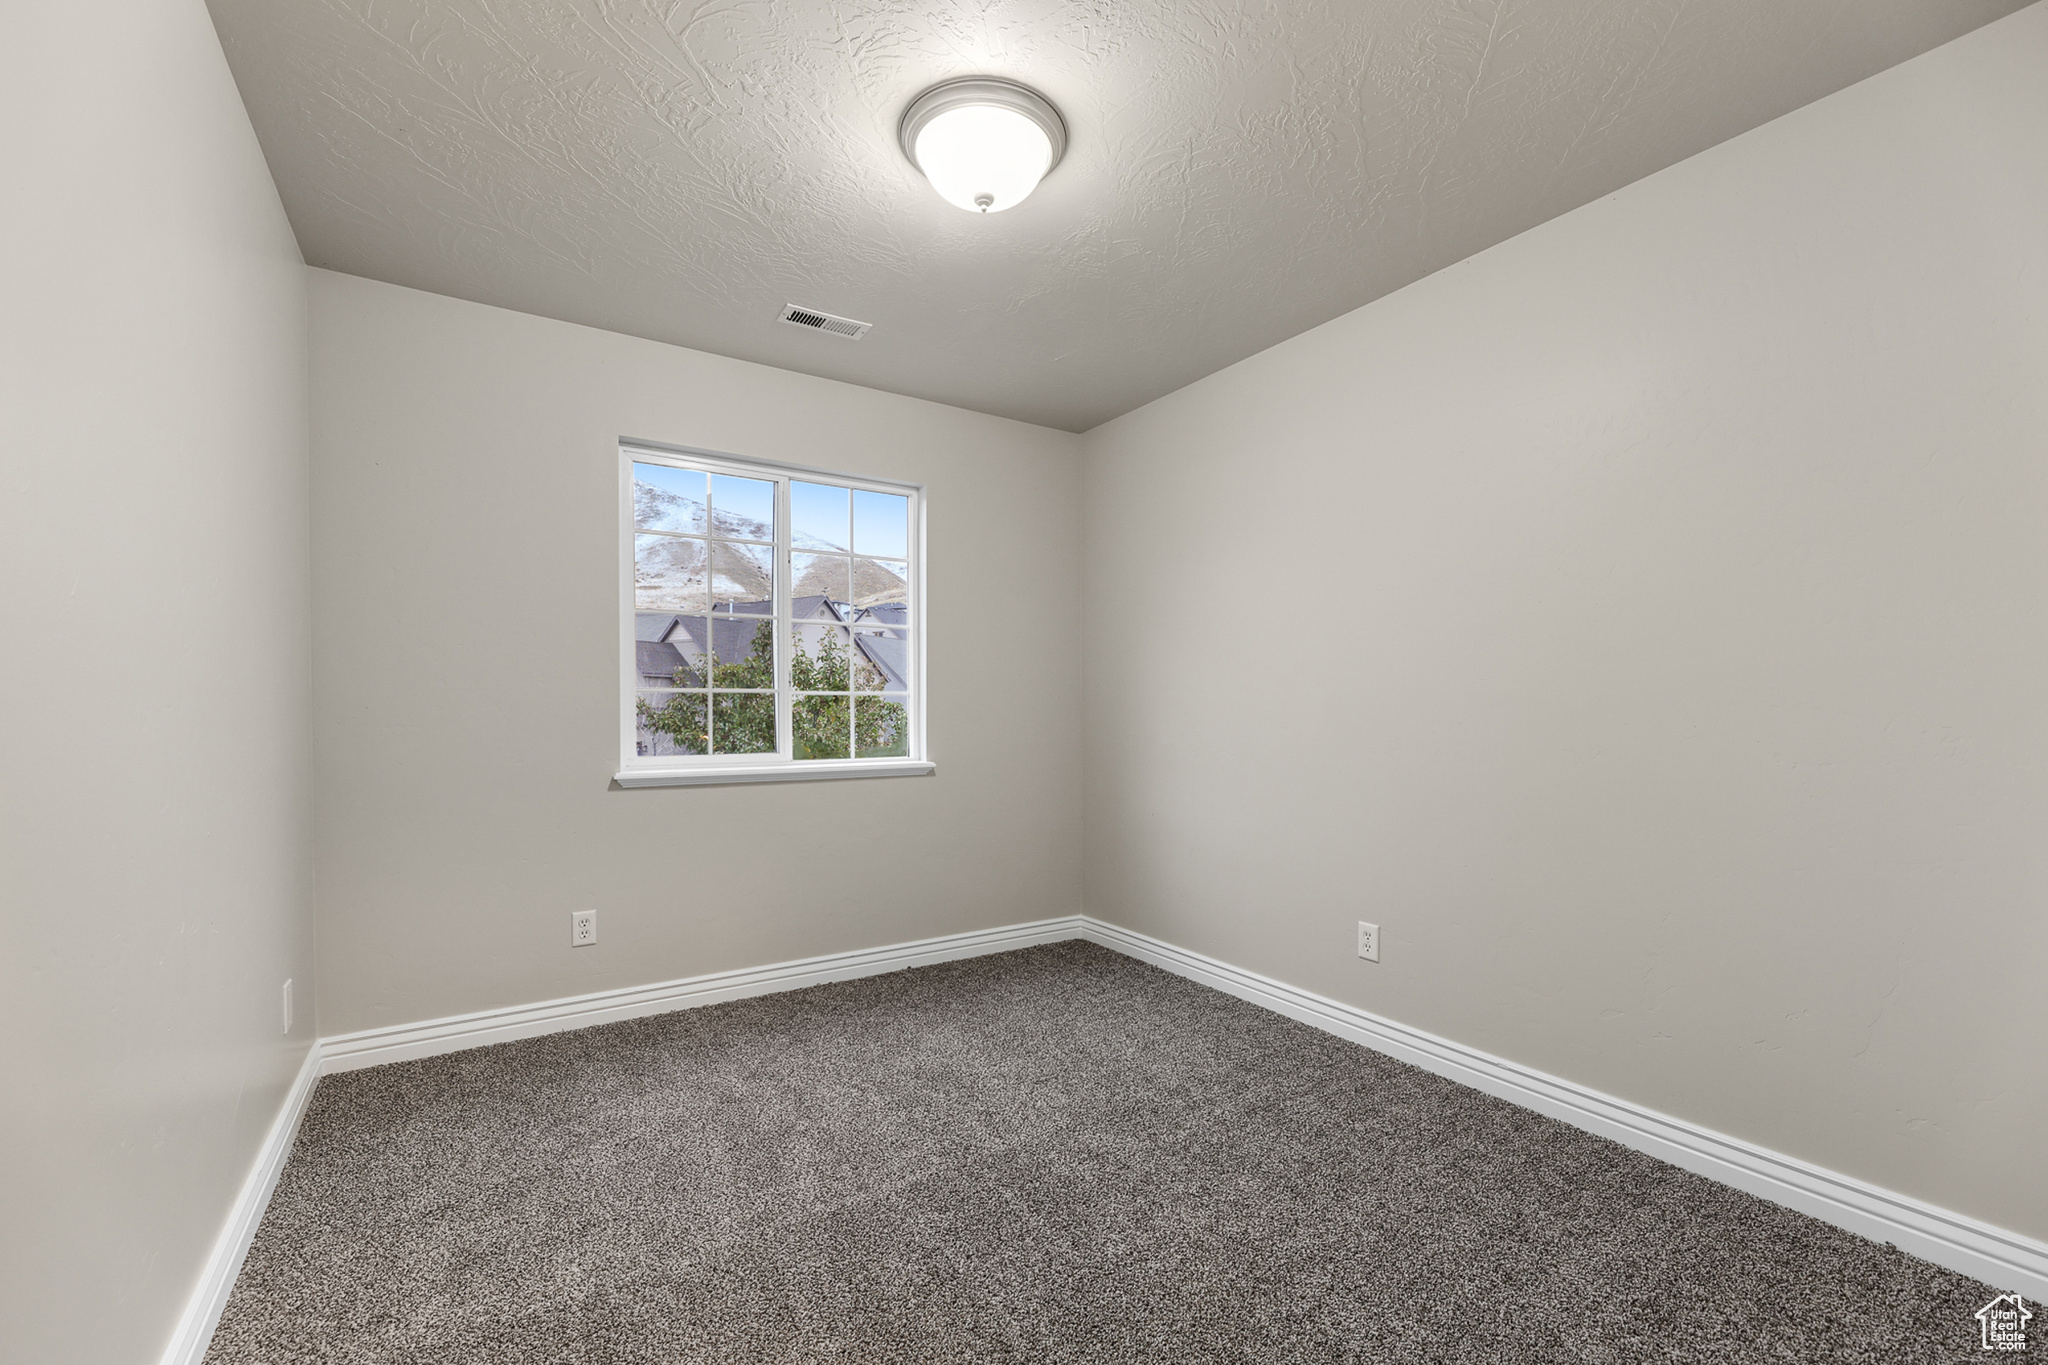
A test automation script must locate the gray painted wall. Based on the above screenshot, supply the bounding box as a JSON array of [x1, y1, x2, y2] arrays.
[[1081, 5, 2048, 1244], [309, 272, 1084, 1036], [0, 2, 317, 1361]]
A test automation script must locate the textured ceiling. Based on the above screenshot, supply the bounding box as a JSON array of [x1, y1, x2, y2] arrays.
[[207, 0, 2027, 431]]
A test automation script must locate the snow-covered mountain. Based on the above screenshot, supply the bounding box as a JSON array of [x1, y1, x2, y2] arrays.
[[635, 475, 888, 554], [634, 478, 774, 542], [635, 473, 906, 609], [792, 555, 908, 605]]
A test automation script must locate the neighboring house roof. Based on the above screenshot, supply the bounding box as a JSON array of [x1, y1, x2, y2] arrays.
[[644, 603, 904, 688], [789, 594, 842, 621], [670, 613, 772, 671], [854, 632, 908, 691], [636, 639, 693, 687], [790, 594, 907, 626]]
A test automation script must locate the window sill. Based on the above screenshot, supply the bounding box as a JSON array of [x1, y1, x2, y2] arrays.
[[614, 760, 935, 789]]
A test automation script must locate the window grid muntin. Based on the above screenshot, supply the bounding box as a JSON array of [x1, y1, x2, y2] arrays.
[[633, 528, 775, 550]]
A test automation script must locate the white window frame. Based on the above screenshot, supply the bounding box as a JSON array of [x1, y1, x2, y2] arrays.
[[614, 440, 931, 787]]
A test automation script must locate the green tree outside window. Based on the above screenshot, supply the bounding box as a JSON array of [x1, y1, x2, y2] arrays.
[[637, 624, 905, 759]]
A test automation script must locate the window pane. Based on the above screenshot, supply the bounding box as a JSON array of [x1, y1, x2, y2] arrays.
[[790, 623, 852, 693], [852, 557, 909, 610], [850, 628, 907, 691], [635, 691, 706, 756], [711, 692, 776, 754], [710, 474, 774, 541], [855, 694, 910, 758], [636, 615, 704, 688], [791, 481, 849, 552], [633, 463, 707, 534], [853, 490, 909, 559], [710, 541, 773, 615], [791, 553, 851, 611], [792, 694, 851, 760], [708, 616, 774, 687], [635, 534, 708, 612]]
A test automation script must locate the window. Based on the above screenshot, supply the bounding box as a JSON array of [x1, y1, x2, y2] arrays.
[[617, 444, 927, 786]]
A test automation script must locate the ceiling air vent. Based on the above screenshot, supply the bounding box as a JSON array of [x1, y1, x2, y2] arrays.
[[778, 303, 871, 340]]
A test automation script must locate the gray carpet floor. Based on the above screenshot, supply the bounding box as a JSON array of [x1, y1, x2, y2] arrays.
[[207, 941, 2026, 1363]]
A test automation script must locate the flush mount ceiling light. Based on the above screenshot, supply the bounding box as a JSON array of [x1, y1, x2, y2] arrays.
[[899, 77, 1067, 214]]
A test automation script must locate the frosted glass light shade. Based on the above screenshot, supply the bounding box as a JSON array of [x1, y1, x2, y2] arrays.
[[900, 78, 1067, 214], [915, 106, 1051, 213]]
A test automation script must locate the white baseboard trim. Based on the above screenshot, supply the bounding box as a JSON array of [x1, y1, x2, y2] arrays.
[[157, 1040, 324, 1365], [320, 915, 1087, 1073], [1077, 915, 2047, 1300]]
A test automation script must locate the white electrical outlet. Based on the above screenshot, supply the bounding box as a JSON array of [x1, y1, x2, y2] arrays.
[[572, 909, 598, 947], [1357, 921, 1380, 963], [282, 979, 294, 1036]]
